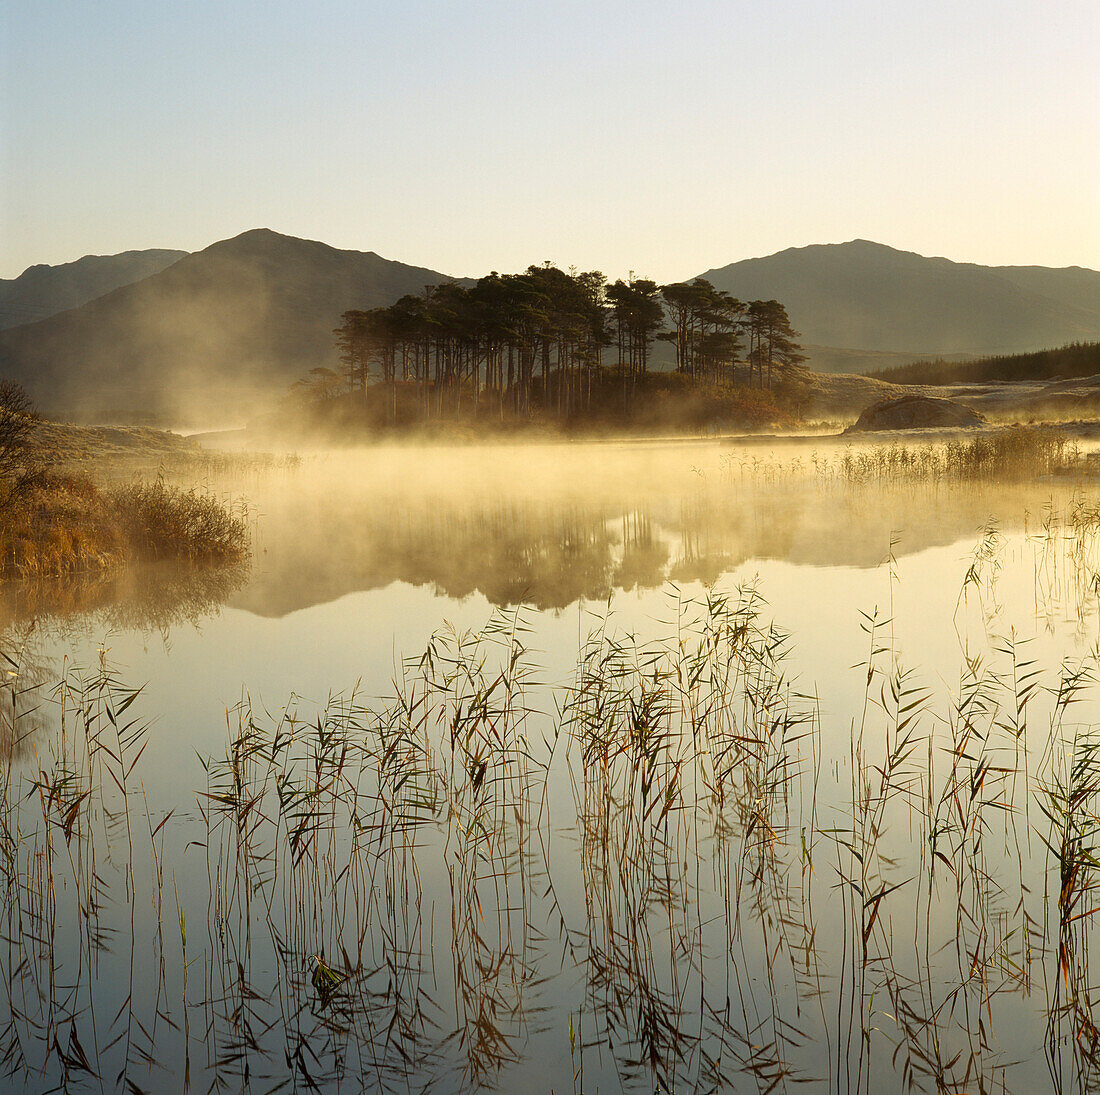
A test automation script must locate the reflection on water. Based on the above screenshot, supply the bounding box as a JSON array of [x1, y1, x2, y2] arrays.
[[0, 558, 250, 636], [0, 559, 248, 758], [228, 440, 1096, 615], [2, 437, 1100, 1093], [4, 565, 1100, 1093]]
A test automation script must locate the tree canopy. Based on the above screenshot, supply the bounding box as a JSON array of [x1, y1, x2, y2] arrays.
[[327, 264, 804, 425]]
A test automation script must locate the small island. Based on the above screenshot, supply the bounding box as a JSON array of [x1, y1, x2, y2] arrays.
[[271, 265, 810, 439]]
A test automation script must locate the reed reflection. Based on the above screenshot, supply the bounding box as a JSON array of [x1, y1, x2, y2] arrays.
[[0, 559, 248, 758]]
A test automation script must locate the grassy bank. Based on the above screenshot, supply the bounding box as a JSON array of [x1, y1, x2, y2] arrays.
[[0, 385, 251, 579], [0, 472, 249, 579]]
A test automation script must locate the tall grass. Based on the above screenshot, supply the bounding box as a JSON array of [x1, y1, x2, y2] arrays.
[[110, 477, 249, 562], [726, 426, 1074, 487], [4, 509, 1100, 1091], [0, 472, 249, 578]]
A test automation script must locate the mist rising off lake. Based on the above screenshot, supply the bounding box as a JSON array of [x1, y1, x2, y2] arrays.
[[4, 435, 1100, 1094]]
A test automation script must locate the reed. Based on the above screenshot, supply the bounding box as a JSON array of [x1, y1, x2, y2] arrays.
[[0, 471, 249, 578], [725, 425, 1075, 487], [4, 504, 1100, 1092]]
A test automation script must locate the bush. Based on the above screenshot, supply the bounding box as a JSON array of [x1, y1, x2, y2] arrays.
[[110, 479, 250, 563], [0, 381, 40, 511], [0, 474, 249, 579], [0, 472, 125, 577], [0, 384, 249, 578]]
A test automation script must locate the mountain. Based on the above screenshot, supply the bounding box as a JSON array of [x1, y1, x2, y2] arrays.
[[0, 249, 187, 330], [699, 240, 1100, 367], [0, 229, 463, 424], [6, 232, 1098, 422]]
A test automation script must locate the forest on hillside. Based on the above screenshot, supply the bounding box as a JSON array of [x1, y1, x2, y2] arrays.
[[289, 264, 808, 432], [867, 341, 1100, 386]]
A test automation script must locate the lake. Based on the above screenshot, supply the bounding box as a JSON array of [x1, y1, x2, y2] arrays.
[[3, 434, 1100, 1093]]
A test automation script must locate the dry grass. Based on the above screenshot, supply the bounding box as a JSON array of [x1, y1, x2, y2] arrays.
[[832, 426, 1071, 483], [0, 471, 249, 578], [0, 472, 125, 577], [110, 477, 249, 563], [727, 425, 1074, 486]]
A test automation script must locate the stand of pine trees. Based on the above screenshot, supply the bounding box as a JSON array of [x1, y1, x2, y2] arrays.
[[317, 264, 805, 428]]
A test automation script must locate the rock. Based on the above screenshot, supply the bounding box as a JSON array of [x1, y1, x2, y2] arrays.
[[844, 394, 987, 433]]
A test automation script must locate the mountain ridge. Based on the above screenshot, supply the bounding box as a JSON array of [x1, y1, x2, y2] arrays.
[[0, 248, 188, 330], [1, 231, 1097, 422], [0, 229, 466, 423], [698, 239, 1100, 358]]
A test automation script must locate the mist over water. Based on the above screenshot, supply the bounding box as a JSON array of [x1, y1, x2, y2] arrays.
[[208, 436, 1093, 613], [9, 435, 1099, 847], [5, 434, 1100, 1093]]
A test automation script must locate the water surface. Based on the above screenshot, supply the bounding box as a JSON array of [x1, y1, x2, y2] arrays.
[[4, 436, 1100, 1093]]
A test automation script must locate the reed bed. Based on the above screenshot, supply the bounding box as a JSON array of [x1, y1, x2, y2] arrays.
[[3, 504, 1100, 1092], [0, 472, 250, 578], [109, 477, 249, 562], [725, 426, 1076, 487]]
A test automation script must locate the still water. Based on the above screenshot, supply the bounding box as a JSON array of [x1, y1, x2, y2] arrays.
[[3, 437, 1100, 1093]]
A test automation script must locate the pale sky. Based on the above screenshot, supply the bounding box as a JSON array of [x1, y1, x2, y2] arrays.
[[2, 0, 1097, 281]]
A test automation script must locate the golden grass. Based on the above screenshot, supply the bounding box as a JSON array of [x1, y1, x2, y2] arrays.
[[0, 471, 249, 579]]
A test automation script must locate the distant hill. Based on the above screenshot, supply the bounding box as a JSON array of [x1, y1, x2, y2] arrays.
[[799, 344, 978, 376], [699, 240, 1100, 367], [6, 232, 1099, 423], [0, 249, 187, 330], [0, 230, 463, 424], [866, 341, 1100, 386]]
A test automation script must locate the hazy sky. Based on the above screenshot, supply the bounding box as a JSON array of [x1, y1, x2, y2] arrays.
[[2, 0, 1097, 281]]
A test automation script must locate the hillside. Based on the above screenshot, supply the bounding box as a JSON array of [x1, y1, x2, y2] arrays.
[[799, 344, 978, 376], [0, 249, 187, 330], [699, 240, 1100, 363], [0, 230, 463, 424], [4, 232, 1098, 424], [867, 341, 1100, 386]]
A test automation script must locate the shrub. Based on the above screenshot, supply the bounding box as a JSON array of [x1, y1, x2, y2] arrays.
[[0, 380, 40, 511], [0, 472, 125, 577], [109, 479, 249, 563], [0, 474, 249, 579]]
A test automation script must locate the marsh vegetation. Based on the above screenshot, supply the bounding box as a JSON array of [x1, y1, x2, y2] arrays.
[[0, 387, 250, 578], [1, 430, 1100, 1092]]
